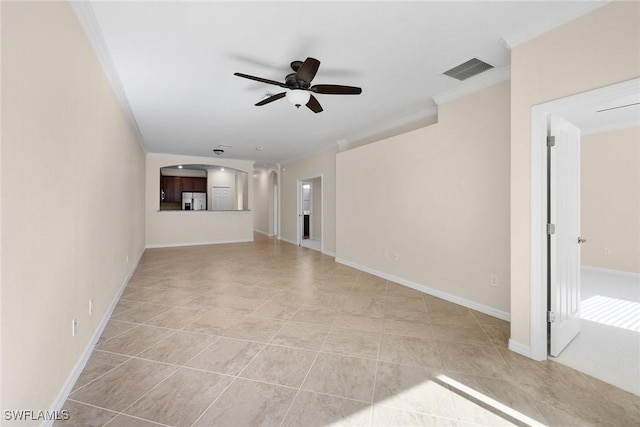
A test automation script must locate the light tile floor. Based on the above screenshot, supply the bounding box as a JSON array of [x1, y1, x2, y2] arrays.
[[58, 234, 640, 426]]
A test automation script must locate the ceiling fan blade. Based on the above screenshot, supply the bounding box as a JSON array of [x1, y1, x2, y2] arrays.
[[255, 92, 286, 106], [234, 72, 286, 88], [310, 84, 362, 95], [306, 94, 323, 113], [296, 57, 321, 86]]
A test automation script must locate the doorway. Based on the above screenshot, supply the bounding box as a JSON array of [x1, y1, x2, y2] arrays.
[[531, 78, 639, 358], [297, 175, 322, 252], [270, 171, 278, 237], [530, 78, 640, 394]]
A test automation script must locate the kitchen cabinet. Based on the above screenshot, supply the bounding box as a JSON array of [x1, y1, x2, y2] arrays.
[[162, 176, 175, 202], [161, 176, 207, 203], [193, 178, 207, 192]]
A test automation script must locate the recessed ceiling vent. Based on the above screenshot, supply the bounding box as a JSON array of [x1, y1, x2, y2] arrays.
[[443, 58, 494, 81]]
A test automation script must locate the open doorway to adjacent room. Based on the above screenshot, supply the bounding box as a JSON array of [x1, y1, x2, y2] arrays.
[[530, 78, 639, 395], [297, 175, 322, 252], [269, 171, 278, 237]]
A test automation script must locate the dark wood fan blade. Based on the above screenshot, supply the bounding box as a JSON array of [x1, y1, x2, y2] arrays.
[[306, 94, 323, 113], [310, 84, 362, 95], [234, 72, 286, 88], [296, 57, 320, 86], [255, 92, 286, 106]]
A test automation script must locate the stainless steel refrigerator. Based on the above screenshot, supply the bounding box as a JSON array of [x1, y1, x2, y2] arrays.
[[182, 192, 206, 210]]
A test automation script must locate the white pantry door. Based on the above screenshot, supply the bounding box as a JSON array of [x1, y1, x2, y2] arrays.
[[212, 186, 232, 211], [549, 115, 582, 357]]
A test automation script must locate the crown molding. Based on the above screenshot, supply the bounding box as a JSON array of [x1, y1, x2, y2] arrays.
[[433, 67, 511, 106], [70, 1, 147, 153], [500, 1, 609, 49]]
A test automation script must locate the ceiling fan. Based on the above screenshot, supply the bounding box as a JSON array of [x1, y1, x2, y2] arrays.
[[234, 57, 362, 113]]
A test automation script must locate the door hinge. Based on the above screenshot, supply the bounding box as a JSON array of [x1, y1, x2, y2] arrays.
[[547, 311, 556, 323], [546, 223, 556, 235], [547, 136, 556, 147]]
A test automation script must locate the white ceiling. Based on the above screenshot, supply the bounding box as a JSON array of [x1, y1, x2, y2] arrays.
[[74, 1, 607, 168], [559, 93, 640, 135]]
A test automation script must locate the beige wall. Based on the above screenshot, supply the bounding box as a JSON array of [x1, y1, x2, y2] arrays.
[[281, 148, 337, 254], [581, 126, 640, 273], [337, 81, 511, 314], [146, 153, 254, 247], [1, 1, 146, 419], [510, 1, 640, 348]]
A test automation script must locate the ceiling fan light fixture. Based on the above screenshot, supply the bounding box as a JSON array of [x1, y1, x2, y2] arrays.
[[286, 89, 310, 108]]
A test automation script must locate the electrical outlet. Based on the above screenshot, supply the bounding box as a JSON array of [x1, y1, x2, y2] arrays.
[[490, 274, 498, 287], [126, 254, 130, 263], [71, 318, 78, 337], [604, 247, 611, 256], [384, 251, 389, 260], [89, 299, 93, 316]]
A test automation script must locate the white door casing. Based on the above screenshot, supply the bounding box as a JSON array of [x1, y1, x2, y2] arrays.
[[525, 79, 638, 361], [549, 115, 582, 357]]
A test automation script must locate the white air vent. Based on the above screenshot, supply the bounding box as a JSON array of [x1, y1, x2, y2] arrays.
[[443, 58, 494, 81]]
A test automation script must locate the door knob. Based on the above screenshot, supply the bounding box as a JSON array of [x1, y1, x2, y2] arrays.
[[578, 237, 587, 244]]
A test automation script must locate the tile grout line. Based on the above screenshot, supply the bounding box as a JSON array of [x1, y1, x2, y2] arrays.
[[277, 304, 338, 427], [190, 300, 306, 427], [368, 280, 390, 427], [65, 355, 133, 396]]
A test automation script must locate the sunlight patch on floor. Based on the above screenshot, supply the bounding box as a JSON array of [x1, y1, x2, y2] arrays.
[[581, 295, 640, 332], [435, 375, 548, 427]]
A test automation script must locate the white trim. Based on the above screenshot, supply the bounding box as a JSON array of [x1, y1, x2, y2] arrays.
[[253, 229, 274, 237], [322, 249, 336, 258], [335, 257, 510, 322], [338, 106, 438, 147], [46, 249, 145, 427], [508, 339, 532, 358], [582, 265, 640, 279], [530, 99, 549, 361], [145, 238, 253, 249], [433, 67, 511, 105], [278, 236, 299, 246], [500, 1, 609, 48], [70, 1, 147, 153], [529, 78, 640, 362], [297, 175, 323, 250]]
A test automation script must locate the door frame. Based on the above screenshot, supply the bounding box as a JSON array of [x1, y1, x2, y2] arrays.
[[529, 78, 639, 360], [297, 174, 323, 249]]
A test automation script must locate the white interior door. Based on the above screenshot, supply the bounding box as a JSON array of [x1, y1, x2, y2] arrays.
[[549, 115, 582, 356], [212, 186, 232, 210]]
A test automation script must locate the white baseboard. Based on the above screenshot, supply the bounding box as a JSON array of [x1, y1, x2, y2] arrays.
[[335, 257, 510, 322], [46, 248, 145, 427], [582, 265, 640, 279], [145, 238, 253, 249], [508, 339, 533, 359], [322, 249, 336, 258], [253, 229, 274, 237], [279, 237, 298, 246]]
